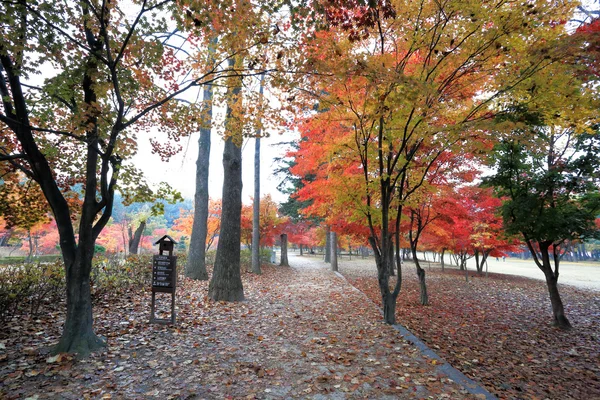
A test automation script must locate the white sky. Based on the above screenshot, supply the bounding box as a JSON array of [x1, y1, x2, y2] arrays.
[[136, 126, 298, 205]]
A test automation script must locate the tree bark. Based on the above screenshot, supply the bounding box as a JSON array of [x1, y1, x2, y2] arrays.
[[208, 59, 244, 302], [527, 240, 572, 329], [545, 273, 571, 328], [128, 220, 146, 255], [251, 74, 265, 275], [387, 235, 395, 276], [411, 245, 429, 306], [441, 249, 445, 271], [324, 225, 331, 263], [186, 78, 214, 280], [280, 233, 289, 267], [54, 244, 105, 355], [330, 231, 338, 272]]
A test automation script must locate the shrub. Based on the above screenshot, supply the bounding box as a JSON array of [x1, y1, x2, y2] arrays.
[[91, 254, 154, 298], [240, 248, 275, 271], [0, 260, 64, 323]]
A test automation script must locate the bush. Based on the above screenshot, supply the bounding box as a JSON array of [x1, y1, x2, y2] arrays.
[[0, 255, 61, 265], [240, 248, 275, 271], [205, 250, 216, 266], [0, 260, 64, 323], [91, 254, 153, 298]]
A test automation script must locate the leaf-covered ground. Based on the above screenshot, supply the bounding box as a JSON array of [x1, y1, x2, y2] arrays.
[[340, 258, 600, 400], [0, 257, 478, 399]]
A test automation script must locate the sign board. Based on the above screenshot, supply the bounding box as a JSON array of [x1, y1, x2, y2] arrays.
[[150, 235, 178, 324], [152, 254, 176, 291]]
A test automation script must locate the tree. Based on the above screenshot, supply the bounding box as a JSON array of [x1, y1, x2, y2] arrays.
[[251, 74, 265, 275], [185, 82, 213, 280], [0, 0, 258, 356], [241, 194, 286, 250], [285, 0, 577, 324], [208, 58, 245, 302], [186, 39, 217, 281], [172, 200, 221, 253], [128, 220, 147, 255], [486, 123, 600, 329]]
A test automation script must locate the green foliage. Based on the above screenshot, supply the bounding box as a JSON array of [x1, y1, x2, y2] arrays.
[[90, 254, 152, 298], [205, 250, 217, 266], [485, 125, 600, 244], [0, 255, 61, 265], [240, 248, 273, 269]]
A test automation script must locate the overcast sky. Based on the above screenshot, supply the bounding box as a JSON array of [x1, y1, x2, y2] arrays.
[[135, 126, 298, 205]]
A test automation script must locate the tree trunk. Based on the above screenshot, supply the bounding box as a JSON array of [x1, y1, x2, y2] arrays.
[[411, 245, 429, 306], [26, 229, 33, 262], [382, 291, 397, 324], [387, 236, 395, 276], [299, 244, 303, 256], [544, 269, 571, 328], [0, 229, 12, 246], [417, 267, 428, 306], [280, 234, 289, 267], [54, 246, 105, 355], [250, 75, 264, 275], [524, 240, 572, 329], [186, 78, 214, 280], [251, 133, 261, 274], [324, 225, 331, 263], [330, 231, 338, 272], [208, 60, 244, 302], [128, 220, 146, 255], [441, 249, 445, 271], [370, 236, 401, 325]]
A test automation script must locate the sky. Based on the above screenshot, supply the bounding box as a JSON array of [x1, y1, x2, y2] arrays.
[[135, 126, 298, 205]]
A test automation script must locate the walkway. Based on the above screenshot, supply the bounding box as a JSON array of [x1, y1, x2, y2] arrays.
[[2, 254, 491, 399]]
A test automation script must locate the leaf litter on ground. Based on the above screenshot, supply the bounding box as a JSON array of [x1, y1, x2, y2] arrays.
[[340, 258, 600, 400], [1, 260, 477, 399]]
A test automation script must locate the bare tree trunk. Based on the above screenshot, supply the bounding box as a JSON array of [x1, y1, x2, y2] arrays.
[[186, 74, 214, 280], [330, 231, 338, 272], [529, 241, 572, 329], [280, 234, 289, 266], [26, 229, 33, 263], [411, 245, 429, 306], [208, 59, 244, 301], [387, 235, 395, 276], [251, 75, 265, 275], [441, 249, 445, 271], [324, 225, 331, 263], [55, 245, 105, 355], [128, 221, 146, 255]]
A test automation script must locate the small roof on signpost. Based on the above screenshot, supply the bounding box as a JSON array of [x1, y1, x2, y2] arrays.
[[154, 235, 178, 245]]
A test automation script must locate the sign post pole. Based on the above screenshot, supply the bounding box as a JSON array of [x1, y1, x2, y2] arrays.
[[150, 235, 178, 324]]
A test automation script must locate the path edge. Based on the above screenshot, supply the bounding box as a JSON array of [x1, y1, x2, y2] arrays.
[[333, 271, 497, 400]]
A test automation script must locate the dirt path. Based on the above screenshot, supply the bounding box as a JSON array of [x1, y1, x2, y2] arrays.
[[2, 257, 484, 399]]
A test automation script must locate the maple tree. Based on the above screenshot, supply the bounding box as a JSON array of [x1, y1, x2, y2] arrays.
[[284, 0, 578, 324], [241, 194, 286, 250]]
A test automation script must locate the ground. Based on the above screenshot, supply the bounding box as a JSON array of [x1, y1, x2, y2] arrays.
[[1, 253, 598, 399], [337, 255, 600, 400]]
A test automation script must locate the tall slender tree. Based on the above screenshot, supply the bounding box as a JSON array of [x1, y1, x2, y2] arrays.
[[208, 58, 245, 301], [251, 74, 265, 275], [186, 79, 214, 280]]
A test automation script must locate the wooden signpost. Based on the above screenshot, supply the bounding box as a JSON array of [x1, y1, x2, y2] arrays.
[[150, 235, 177, 324]]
